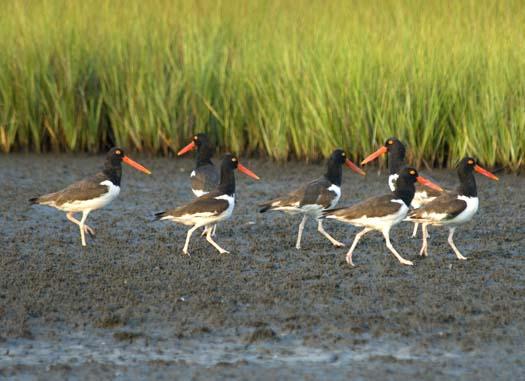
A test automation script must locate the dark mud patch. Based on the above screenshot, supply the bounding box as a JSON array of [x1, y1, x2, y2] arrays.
[[1, 154, 525, 379]]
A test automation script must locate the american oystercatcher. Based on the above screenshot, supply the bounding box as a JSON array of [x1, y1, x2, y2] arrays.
[[361, 137, 444, 237], [177, 133, 219, 197], [322, 167, 442, 266], [177, 133, 220, 236], [405, 157, 498, 260], [259, 149, 366, 249], [155, 153, 259, 255], [29, 148, 151, 246]]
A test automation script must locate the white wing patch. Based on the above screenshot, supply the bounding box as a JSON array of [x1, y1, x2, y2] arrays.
[[388, 174, 399, 192], [190, 170, 196, 177], [192, 189, 207, 197], [411, 190, 437, 209], [327, 184, 341, 209]]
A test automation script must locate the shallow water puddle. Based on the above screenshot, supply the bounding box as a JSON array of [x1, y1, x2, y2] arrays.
[[1, 329, 461, 368]]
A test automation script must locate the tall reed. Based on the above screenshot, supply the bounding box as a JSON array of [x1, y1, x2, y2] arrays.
[[1, 0, 524, 169]]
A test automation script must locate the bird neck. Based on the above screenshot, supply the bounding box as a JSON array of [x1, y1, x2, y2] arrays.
[[393, 176, 415, 206], [324, 159, 343, 186], [388, 148, 405, 175], [103, 162, 122, 186], [196, 145, 214, 168], [217, 165, 235, 196], [457, 171, 477, 197]]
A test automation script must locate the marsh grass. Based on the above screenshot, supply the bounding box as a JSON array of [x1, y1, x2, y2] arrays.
[[1, 0, 525, 169]]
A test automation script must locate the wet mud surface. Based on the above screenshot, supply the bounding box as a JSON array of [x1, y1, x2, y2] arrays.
[[1, 154, 524, 380]]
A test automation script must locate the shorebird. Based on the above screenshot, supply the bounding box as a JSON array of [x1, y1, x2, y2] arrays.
[[177, 133, 220, 197], [29, 148, 151, 246], [406, 157, 498, 260], [177, 133, 220, 236], [259, 149, 366, 249], [322, 167, 442, 266], [155, 153, 259, 255], [361, 137, 444, 237]]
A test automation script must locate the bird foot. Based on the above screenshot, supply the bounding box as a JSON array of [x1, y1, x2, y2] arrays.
[[457, 255, 468, 261], [400, 259, 414, 266], [182, 250, 191, 257], [295, 244, 301, 250], [332, 241, 345, 248], [84, 225, 96, 238], [345, 256, 355, 266], [219, 249, 230, 254]]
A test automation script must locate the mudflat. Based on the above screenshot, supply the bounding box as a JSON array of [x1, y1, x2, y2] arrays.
[[1, 154, 524, 380]]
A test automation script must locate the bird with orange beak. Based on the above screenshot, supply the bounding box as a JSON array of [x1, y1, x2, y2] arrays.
[[29, 147, 151, 246], [322, 167, 443, 266], [259, 149, 366, 249], [361, 137, 444, 237], [406, 157, 499, 260], [155, 153, 259, 255]]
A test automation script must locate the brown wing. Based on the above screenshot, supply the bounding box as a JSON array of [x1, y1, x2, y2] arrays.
[[32, 173, 109, 206], [191, 164, 220, 193], [300, 177, 336, 208], [259, 177, 335, 211], [259, 183, 308, 211], [157, 191, 229, 219], [408, 191, 467, 221], [325, 194, 405, 220]]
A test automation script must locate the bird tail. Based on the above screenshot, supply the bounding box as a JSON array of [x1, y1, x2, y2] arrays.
[[29, 197, 40, 205], [320, 208, 344, 220], [154, 211, 168, 220], [258, 196, 288, 213], [259, 202, 272, 213]]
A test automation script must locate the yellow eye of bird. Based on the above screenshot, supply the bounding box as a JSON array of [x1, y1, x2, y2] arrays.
[[115, 150, 121, 155], [232, 158, 237, 162], [468, 159, 474, 165], [410, 170, 416, 175], [388, 140, 393, 145], [194, 136, 198, 140]]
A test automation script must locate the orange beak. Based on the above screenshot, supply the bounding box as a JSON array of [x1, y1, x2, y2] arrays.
[[237, 163, 260, 180], [177, 141, 196, 156], [474, 165, 499, 181], [361, 146, 388, 165], [416, 176, 443, 192], [345, 159, 366, 176], [122, 156, 151, 175]]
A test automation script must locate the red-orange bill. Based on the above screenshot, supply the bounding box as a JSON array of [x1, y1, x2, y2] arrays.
[[345, 159, 366, 176], [123, 156, 151, 175], [361, 146, 388, 165], [237, 163, 260, 180], [416, 176, 443, 192], [474, 165, 499, 181], [177, 141, 196, 156]]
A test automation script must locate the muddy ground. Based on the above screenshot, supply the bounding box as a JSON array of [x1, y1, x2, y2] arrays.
[[1, 154, 524, 380]]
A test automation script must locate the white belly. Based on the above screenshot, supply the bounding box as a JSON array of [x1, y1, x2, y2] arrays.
[[446, 196, 479, 225], [59, 181, 120, 212]]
